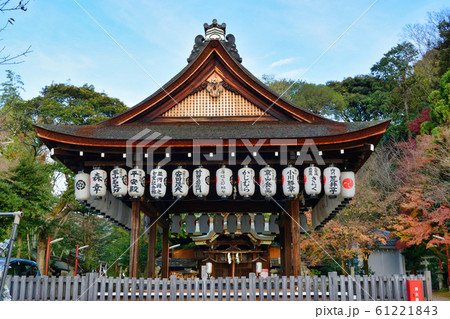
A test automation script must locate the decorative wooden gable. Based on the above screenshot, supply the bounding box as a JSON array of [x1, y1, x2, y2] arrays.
[[158, 72, 274, 122]]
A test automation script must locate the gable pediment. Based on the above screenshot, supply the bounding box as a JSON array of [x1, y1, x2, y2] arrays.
[[157, 72, 275, 122]]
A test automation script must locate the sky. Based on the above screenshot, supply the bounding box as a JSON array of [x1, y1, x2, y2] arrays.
[[0, 0, 448, 107]]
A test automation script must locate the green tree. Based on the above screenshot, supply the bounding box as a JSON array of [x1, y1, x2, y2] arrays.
[[0, 73, 129, 272], [27, 83, 128, 126], [436, 15, 450, 76], [327, 75, 391, 122], [371, 42, 418, 123], [421, 70, 450, 135], [262, 75, 345, 119]]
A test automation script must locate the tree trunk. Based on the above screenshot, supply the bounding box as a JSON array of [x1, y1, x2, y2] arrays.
[[363, 253, 370, 275], [402, 81, 411, 139], [36, 231, 48, 274], [341, 260, 348, 276], [15, 234, 22, 258]]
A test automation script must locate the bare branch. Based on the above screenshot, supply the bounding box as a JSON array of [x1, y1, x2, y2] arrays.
[[0, 44, 31, 65]]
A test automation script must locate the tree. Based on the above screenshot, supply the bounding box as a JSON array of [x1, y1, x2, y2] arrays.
[[402, 9, 450, 57], [436, 14, 450, 76], [0, 1, 31, 65], [391, 129, 450, 253], [0, 74, 129, 272], [327, 75, 391, 122], [371, 42, 418, 124], [262, 75, 345, 119], [27, 83, 128, 126], [420, 70, 450, 135], [0, 70, 31, 137]]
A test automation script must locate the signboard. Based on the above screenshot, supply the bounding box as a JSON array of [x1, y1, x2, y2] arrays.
[[260, 269, 269, 278]]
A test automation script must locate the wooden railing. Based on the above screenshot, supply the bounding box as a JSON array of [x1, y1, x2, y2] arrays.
[[5, 271, 432, 301]]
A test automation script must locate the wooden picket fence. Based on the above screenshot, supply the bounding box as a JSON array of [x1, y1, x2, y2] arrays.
[[5, 271, 432, 301]]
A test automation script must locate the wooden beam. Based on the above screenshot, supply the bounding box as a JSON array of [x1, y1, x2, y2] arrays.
[[289, 199, 302, 276], [168, 199, 281, 213], [129, 200, 140, 278], [161, 226, 169, 279]]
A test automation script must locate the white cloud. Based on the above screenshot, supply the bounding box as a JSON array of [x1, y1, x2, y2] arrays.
[[275, 68, 307, 80], [269, 57, 295, 68]]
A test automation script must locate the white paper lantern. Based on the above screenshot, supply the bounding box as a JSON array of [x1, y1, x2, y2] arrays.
[[304, 165, 321, 196], [259, 166, 276, 198], [216, 165, 233, 199], [172, 166, 189, 199], [128, 167, 145, 198], [149, 167, 167, 199], [171, 215, 182, 234], [256, 262, 262, 273], [199, 214, 210, 234], [75, 171, 90, 201], [226, 214, 237, 234], [254, 214, 265, 234], [213, 214, 224, 233], [90, 168, 107, 198], [238, 165, 255, 198], [206, 262, 213, 275], [110, 167, 128, 198], [185, 214, 196, 235], [240, 214, 251, 234], [282, 165, 300, 198], [341, 171, 356, 198], [193, 167, 210, 198], [323, 165, 341, 196]]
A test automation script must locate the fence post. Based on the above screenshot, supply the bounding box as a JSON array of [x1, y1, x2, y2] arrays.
[[424, 271, 432, 301], [170, 275, 177, 301], [328, 272, 338, 301], [249, 273, 256, 301]]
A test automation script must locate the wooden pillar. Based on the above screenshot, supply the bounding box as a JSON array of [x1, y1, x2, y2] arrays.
[[146, 217, 157, 278], [161, 226, 169, 278], [282, 208, 293, 276], [129, 200, 141, 278], [279, 225, 286, 276], [290, 199, 302, 276]]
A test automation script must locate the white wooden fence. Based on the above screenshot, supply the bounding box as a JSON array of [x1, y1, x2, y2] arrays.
[[5, 271, 432, 301]]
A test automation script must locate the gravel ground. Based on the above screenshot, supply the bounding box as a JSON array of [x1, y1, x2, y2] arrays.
[[432, 291, 450, 301]]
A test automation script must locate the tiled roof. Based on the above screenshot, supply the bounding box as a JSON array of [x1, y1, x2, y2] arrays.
[[36, 119, 389, 141]]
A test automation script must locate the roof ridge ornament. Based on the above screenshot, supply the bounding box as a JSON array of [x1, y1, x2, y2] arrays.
[[187, 19, 242, 63], [204, 19, 226, 41]]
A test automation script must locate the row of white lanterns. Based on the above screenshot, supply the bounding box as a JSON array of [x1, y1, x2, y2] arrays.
[[74, 164, 355, 201]]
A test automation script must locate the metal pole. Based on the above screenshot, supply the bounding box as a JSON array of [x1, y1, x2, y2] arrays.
[[74, 245, 79, 277], [45, 237, 50, 276], [0, 211, 22, 299]]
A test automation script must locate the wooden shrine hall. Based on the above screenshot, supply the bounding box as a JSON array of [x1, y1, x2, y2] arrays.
[[35, 20, 389, 279]]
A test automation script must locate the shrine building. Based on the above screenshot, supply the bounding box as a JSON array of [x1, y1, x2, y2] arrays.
[[35, 20, 389, 279]]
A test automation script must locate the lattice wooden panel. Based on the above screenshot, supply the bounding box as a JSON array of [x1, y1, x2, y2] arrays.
[[162, 87, 266, 117]]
